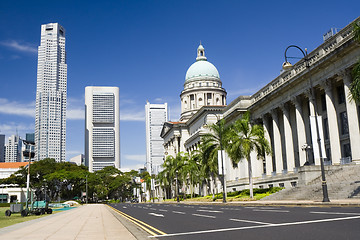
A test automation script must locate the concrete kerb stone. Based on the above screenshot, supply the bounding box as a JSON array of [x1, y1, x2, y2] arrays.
[[106, 205, 156, 240], [151, 199, 360, 208]]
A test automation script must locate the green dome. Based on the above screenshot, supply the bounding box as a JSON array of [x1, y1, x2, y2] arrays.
[[185, 60, 220, 82]]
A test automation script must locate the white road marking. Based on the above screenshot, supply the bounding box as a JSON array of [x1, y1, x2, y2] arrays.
[[244, 207, 257, 209], [229, 218, 271, 225], [197, 209, 223, 213], [172, 211, 186, 214], [199, 206, 212, 209], [192, 213, 216, 219], [148, 213, 164, 217], [150, 215, 360, 238], [260, 207, 279, 210], [143, 207, 148, 209], [122, 206, 127, 209], [310, 211, 360, 215], [184, 206, 194, 208], [159, 209, 168, 212], [149, 208, 156, 210], [253, 209, 289, 213]]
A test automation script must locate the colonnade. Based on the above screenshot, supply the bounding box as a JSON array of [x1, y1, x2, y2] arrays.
[[260, 70, 360, 177]]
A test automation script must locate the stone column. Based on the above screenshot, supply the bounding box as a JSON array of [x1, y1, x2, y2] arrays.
[[324, 80, 341, 164], [342, 70, 360, 162], [294, 96, 307, 166], [306, 89, 316, 116], [262, 115, 273, 176], [271, 109, 283, 174], [282, 104, 295, 172]]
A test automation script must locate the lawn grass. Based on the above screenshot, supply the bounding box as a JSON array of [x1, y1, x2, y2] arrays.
[[0, 207, 47, 229]]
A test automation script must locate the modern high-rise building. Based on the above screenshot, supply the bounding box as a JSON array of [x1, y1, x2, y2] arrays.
[[35, 23, 67, 162], [0, 134, 5, 162], [85, 86, 120, 172], [145, 102, 168, 175], [5, 135, 22, 162]]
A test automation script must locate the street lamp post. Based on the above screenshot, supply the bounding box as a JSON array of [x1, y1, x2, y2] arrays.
[[22, 140, 35, 210], [283, 45, 330, 202], [205, 113, 227, 203]]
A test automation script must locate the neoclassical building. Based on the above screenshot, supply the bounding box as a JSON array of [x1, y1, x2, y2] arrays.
[[161, 44, 227, 159], [161, 16, 360, 193]]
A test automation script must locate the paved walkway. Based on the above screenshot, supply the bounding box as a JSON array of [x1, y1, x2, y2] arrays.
[[0, 204, 136, 240]]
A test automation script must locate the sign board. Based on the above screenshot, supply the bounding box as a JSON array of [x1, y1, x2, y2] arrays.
[[310, 116, 327, 162], [151, 179, 155, 190], [218, 150, 227, 175]]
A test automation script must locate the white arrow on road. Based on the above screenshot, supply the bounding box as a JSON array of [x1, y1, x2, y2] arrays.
[[149, 213, 164, 217]]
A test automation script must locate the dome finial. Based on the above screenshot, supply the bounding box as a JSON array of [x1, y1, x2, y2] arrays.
[[196, 42, 206, 61]]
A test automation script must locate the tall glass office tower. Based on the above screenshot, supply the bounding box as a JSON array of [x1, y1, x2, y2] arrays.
[[35, 23, 67, 162], [145, 102, 168, 175], [85, 86, 120, 172]]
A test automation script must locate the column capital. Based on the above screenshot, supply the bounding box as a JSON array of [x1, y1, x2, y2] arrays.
[[280, 103, 290, 117], [323, 78, 333, 93], [338, 68, 352, 85], [291, 95, 302, 109], [271, 108, 279, 121]]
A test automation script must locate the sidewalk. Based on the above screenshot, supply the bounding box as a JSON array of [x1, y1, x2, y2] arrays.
[[0, 204, 137, 240]]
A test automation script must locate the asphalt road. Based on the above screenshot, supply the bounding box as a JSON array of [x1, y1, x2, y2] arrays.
[[109, 203, 360, 240]]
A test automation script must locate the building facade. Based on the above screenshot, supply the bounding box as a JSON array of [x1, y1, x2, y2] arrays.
[[161, 17, 360, 194], [85, 86, 120, 172], [35, 23, 67, 162], [0, 134, 5, 162], [5, 135, 22, 163], [145, 102, 168, 175]]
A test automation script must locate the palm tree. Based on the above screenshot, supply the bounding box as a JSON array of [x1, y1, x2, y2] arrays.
[[181, 151, 201, 198], [200, 119, 229, 198], [225, 112, 271, 199], [160, 152, 186, 200], [351, 20, 360, 104]]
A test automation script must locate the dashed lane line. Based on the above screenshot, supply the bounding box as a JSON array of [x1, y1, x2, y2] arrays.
[[229, 218, 271, 225], [149, 213, 165, 217], [159, 209, 168, 212], [253, 209, 290, 213], [172, 211, 186, 214], [197, 209, 223, 213], [310, 211, 360, 215], [192, 213, 216, 219], [149, 215, 360, 238]]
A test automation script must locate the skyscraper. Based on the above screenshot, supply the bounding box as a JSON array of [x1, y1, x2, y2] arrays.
[[0, 134, 5, 162], [85, 86, 120, 172], [5, 135, 22, 162], [35, 23, 67, 162], [145, 102, 168, 175]]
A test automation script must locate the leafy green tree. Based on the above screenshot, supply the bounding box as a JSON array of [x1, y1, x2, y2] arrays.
[[225, 112, 271, 199], [351, 20, 360, 104]]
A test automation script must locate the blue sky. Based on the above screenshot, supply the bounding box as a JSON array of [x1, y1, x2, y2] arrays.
[[0, 1, 359, 171]]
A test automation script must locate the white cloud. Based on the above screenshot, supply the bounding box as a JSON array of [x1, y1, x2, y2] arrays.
[[120, 164, 146, 172], [154, 98, 164, 102], [0, 40, 37, 53], [0, 122, 34, 138], [120, 109, 145, 121], [0, 98, 35, 117], [67, 108, 84, 120], [124, 154, 146, 162]]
